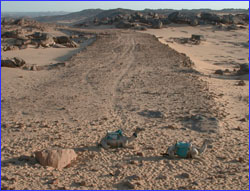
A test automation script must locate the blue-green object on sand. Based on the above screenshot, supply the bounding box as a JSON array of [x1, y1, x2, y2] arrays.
[[107, 129, 123, 140], [175, 142, 191, 158]]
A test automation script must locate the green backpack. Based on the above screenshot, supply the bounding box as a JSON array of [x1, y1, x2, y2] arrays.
[[106, 129, 123, 140], [175, 142, 191, 158]]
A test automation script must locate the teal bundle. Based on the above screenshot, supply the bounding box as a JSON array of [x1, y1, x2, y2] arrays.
[[107, 129, 123, 140], [175, 142, 191, 158]]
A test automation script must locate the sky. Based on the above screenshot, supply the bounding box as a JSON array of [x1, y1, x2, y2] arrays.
[[1, 1, 249, 12]]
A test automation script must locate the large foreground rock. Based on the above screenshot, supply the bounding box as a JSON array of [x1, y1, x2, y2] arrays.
[[35, 149, 77, 169]]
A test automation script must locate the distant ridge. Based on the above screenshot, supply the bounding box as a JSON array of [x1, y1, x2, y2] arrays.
[[1, 11, 69, 18], [2, 8, 248, 25]]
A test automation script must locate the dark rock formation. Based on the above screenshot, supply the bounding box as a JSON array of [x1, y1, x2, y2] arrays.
[[1, 57, 26, 68]]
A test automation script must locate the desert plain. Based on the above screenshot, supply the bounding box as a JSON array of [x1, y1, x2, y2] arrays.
[[1, 9, 249, 190]]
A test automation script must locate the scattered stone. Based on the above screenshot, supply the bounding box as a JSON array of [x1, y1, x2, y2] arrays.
[[114, 163, 125, 169], [130, 160, 139, 165], [35, 148, 77, 170], [136, 152, 144, 157], [238, 157, 244, 163], [216, 174, 226, 178], [161, 124, 178, 130], [156, 175, 167, 179], [18, 155, 31, 162], [126, 175, 141, 180], [110, 169, 121, 176], [236, 80, 246, 86], [239, 118, 247, 122], [3, 45, 19, 51], [122, 180, 135, 189], [1, 185, 11, 190], [237, 64, 249, 75], [191, 34, 205, 42], [145, 146, 154, 150], [1, 175, 10, 181], [48, 178, 59, 185], [19, 44, 28, 50], [214, 70, 223, 75], [138, 109, 164, 118], [79, 181, 87, 186], [177, 172, 190, 179]]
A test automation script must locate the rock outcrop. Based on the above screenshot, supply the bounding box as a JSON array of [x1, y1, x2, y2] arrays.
[[54, 36, 78, 48], [1, 57, 26, 68]]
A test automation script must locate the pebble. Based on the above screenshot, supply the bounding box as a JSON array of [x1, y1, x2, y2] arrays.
[[130, 160, 139, 165], [126, 175, 141, 180], [180, 172, 190, 179], [238, 157, 244, 163], [110, 169, 121, 176], [48, 178, 59, 185], [157, 175, 167, 179], [145, 146, 154, 150], [122, 181, 135, 189], [79, 181, 87, 186], [214, 69, 223, 75], [237, 80, 246, 86], [136, 152, 144, 157], [192, 181, 199, 186]]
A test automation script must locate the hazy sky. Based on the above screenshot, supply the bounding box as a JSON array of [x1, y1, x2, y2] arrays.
[[1, 1, 249, 12]]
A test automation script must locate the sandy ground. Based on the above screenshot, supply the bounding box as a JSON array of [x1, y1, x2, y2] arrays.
[[142, 24, 249, 188], [1, 26, 249, 190]]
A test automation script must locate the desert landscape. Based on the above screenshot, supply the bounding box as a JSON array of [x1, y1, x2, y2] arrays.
[[1, 5, 249, 190]]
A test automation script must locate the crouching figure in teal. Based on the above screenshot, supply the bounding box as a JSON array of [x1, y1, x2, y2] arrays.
[[167, 139, 209, 158]]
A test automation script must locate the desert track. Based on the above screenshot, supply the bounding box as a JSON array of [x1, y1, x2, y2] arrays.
[[1, 30, 248, 190]]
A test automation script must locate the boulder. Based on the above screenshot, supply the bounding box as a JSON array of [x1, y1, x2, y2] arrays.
[[1, 57, 26, 68], [191, 34, 205, 41], [168, 11, 198, 25], [221, 14, 235, 24], [19, 44, 28, 50], [152, 20, 163, 29], [29, 32, 55, 47], [230, 14, 249, 25], [116, 21, 133, 29], [54, 36, 77, 48], [35, 149, 77, 170], [215, 69, 223, 75], [3, 45, 19, 51], [190, 18, 199, 26], [14, 18, 26, 26], [237, 64, 249, 75], [1, 30, 19, 38], [160, 18, 171, 25], [200, 12, 222, 23], [54, 36, 72, 44], [139, 15, 150, 24]]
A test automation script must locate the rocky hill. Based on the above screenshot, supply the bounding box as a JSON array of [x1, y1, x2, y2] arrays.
[[34, 9, 103, 24]]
